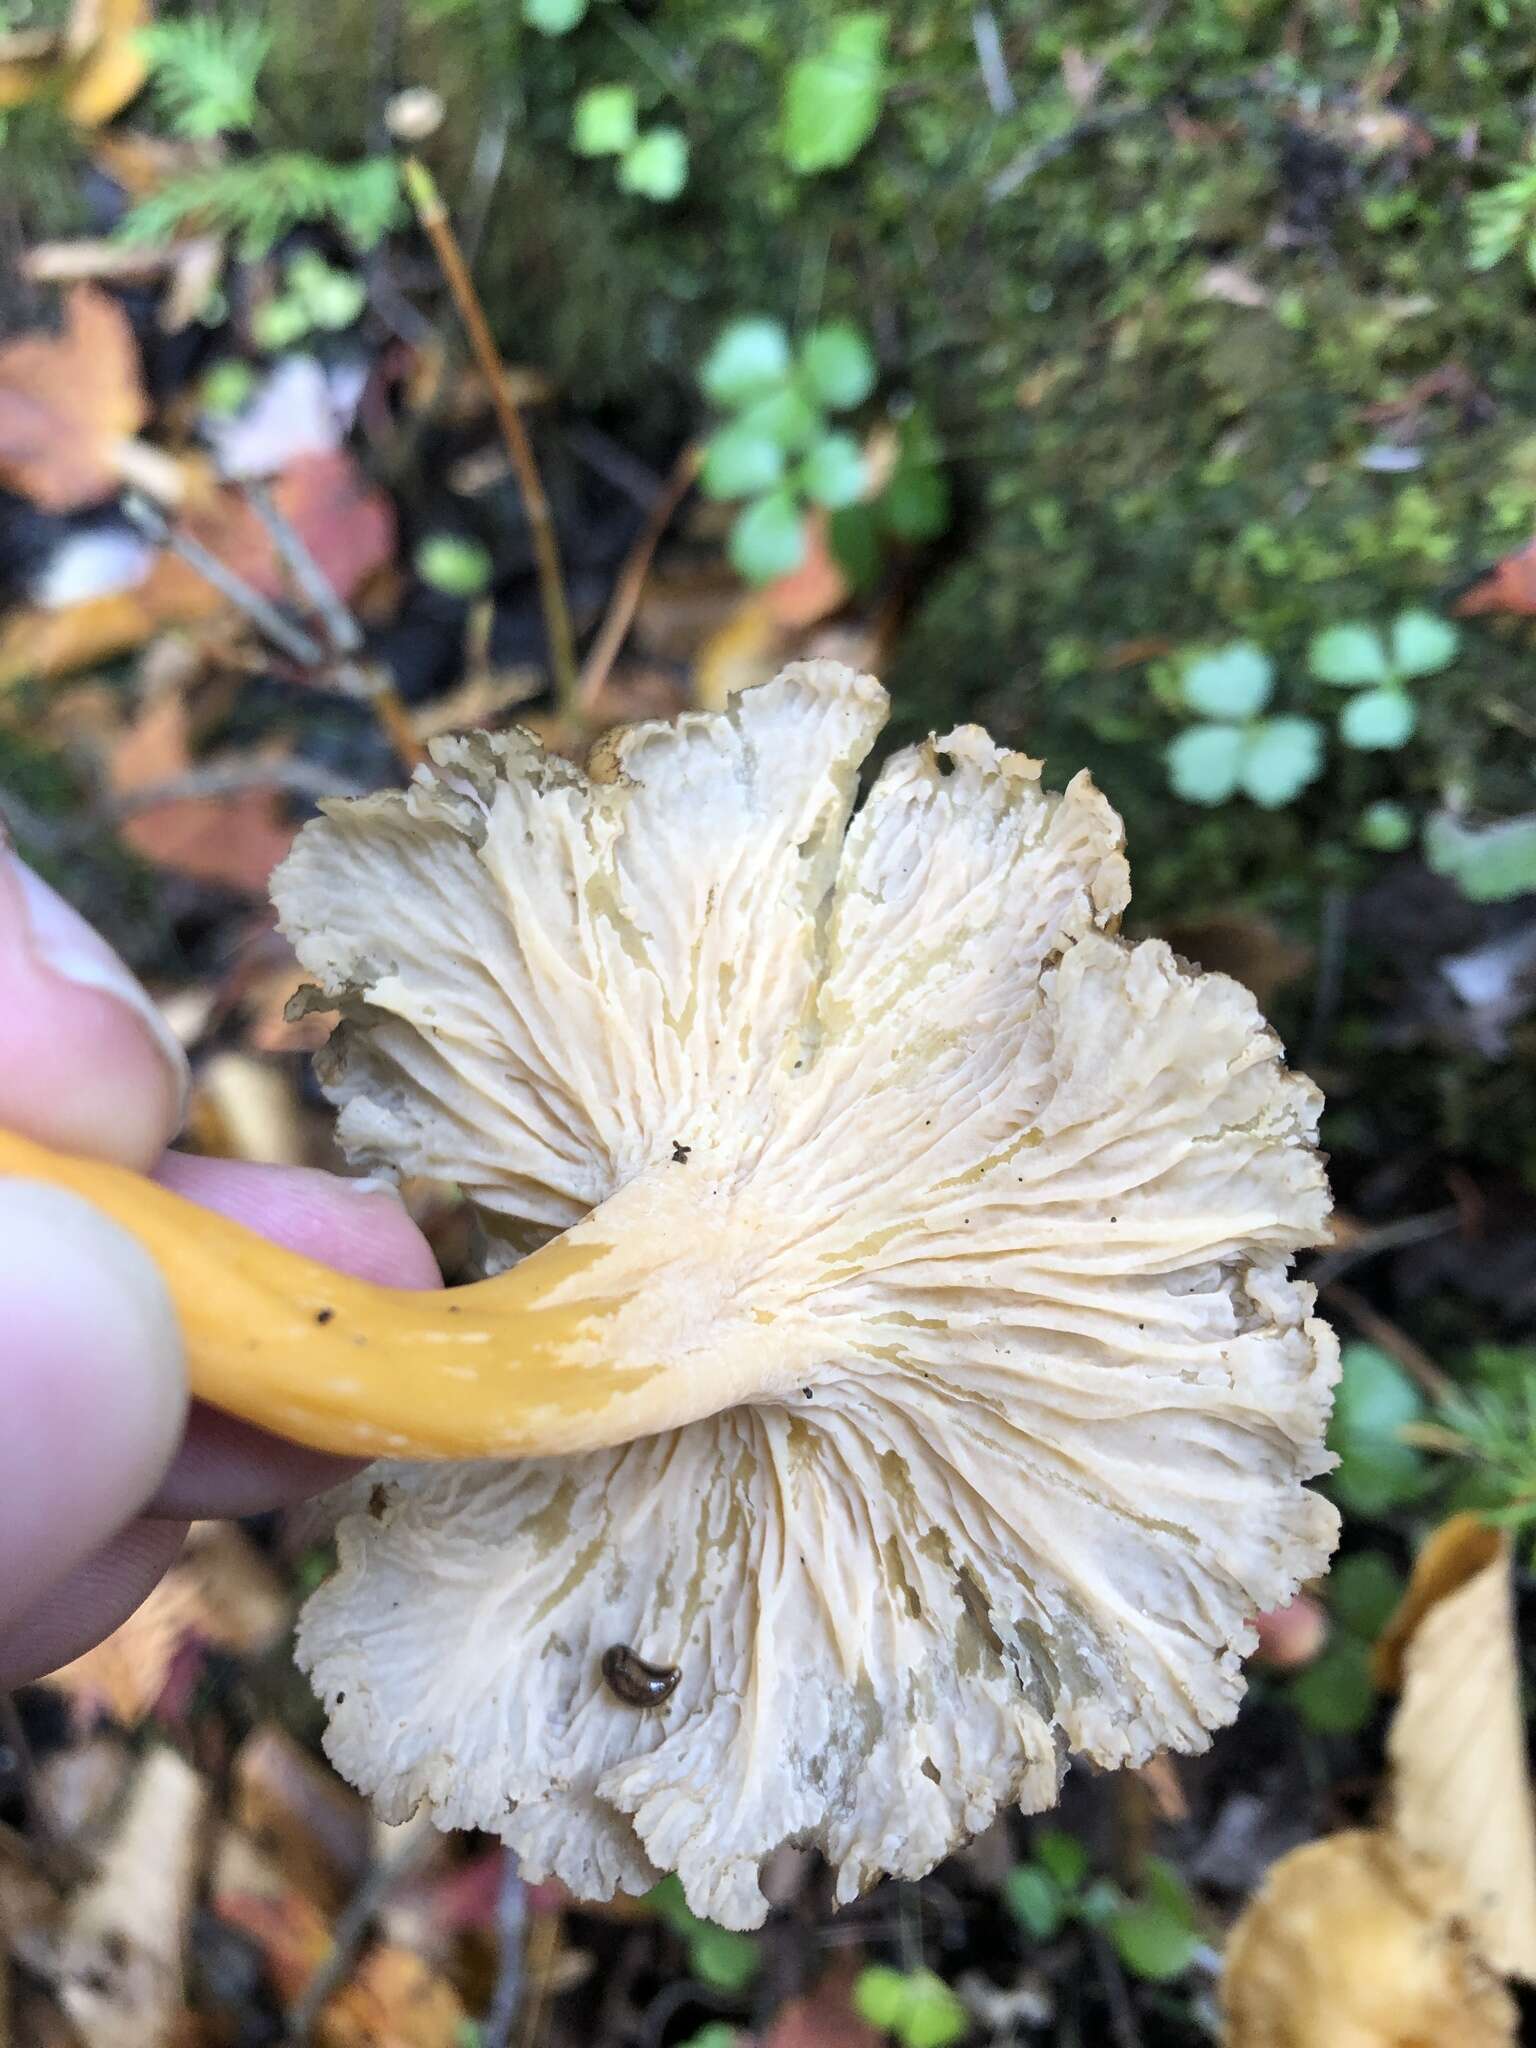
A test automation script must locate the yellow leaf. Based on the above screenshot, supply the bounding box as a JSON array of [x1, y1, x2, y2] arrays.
[[1384, 1516, 1536, 1979], [1222, 1830, 1517, 2047]]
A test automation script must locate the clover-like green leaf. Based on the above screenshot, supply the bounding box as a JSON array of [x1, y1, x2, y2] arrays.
[[1167, 723, 1245, 805], [800, 322, 877, 410], [1002, 1863, 1064, 1940], [1181, 642, 1273, 720], [783, 12, 889, 175], [523, 0, 587, 32], [728, 491, 806, 582], [736, 385, 821, 453], [572, 83, 637, 157], [1309, 623, 1390, 688], [1328, 1551, 1403, 1641], [1291, 1636, 1375, 1735], [801, 431, 866, 507], [701, 319, 792, 408], [1339, 686, 1416, 750], [1238, 716, 1323, 808], [1424, 811, 1536, 902], [1357, 800, 1413, 852], [700, 425, 785, 501], [1327, 1343, 1428, 1516], [1390, 608, 1459, 679], [619, 126, 689, 201]]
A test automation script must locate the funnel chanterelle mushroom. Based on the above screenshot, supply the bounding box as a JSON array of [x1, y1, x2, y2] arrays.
[[271, 659, 1339, 1930]]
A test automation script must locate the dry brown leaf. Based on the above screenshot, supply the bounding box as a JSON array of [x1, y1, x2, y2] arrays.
[[1221, 1830, 1517, 2047], [232, 1728, 370, 1914], [109, 689, 298, 893], [762, 1958, 882, 2048], [0, 286, 146, 512], [46, 1524, 289, 1725], [1380, 1515, 1536, 1980], [54, 1749, 206, 2048], [1456, 534, 1536, 618], [692, 595, 789, 713]]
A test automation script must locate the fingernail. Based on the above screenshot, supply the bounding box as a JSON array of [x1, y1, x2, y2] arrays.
[[7, 856, 191, 1129]]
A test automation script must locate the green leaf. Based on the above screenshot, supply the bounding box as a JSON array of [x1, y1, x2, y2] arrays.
[[678, 2028, 739, 2048], [1328, 1343, 1428, 1515], [898, 1972, 968, 2048], [523, 0, 588, 31], [1180, 642, 1273, 719], [1167, 723, 1245, 806], [287, 251, 366, 329], [1357, 800, 1414, 852], [1002, 1863, 1064, 1939], [1033, 1829, 1090, 1893], [800, 322, 877, 410], [1078, 1878, 1122, 1927], [701, 319, 792, 408], [735, 386, 821, 453], [800, 431, 866, 508], [644, 1875, 699, 1938], [878, 463, 949, 540], [1107, 1904, 1199, 1983], [853, 1965, 910, 2029], [250, 296, 312, 351], [414, 534, 493, 598], [1390, 608, 1459, 678], [619, 127, 689, 202], [1238, 716, 1324, 808], [1329, 1550, 1404, 1641], [572, 83, 637, 157], [783, 12, 888, 176], [828, 503, 881, 588], [1308, 623, 1390, 688], [729, 493, 806, 582], [1424, 812, 1536, 902], [1292, 1636, 1376, 1735], [139, 18, 270, 138], [199, 360, 256, 417], [700, 426, 785, 501], [688, 1925, 760, 1995], [1339, 686, 1416, 750]]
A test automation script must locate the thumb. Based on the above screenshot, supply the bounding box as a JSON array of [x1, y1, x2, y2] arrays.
[[0, 1181, 188, 1629]]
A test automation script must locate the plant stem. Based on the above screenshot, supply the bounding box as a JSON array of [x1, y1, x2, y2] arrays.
[[577, 441, 701, 716], [402, 156, 581, 728]]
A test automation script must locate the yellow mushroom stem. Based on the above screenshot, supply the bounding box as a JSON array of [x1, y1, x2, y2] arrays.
[[0, 1127, 758, 1461]]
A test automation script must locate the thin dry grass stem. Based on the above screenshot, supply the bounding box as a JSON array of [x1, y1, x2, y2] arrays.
[[403, 157, 581, 729], [242, 482, 425, 776], [576, 440, 702, 718]]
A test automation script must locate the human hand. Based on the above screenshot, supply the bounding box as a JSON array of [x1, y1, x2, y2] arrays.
[[0, 849, 441, 1686]]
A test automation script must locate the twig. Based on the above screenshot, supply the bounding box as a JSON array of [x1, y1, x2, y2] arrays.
[[283, 1826, 433, 2044], [1304, 883, 1350, 1070], [970, 6, 1016, 115], [576, 442, 701, 715], [403, 157, 581, 726], [1088, 1929, 1143, 2048], [479, 1852, 526, 2048], [121, 495, 325, 668], [241, 481, 424, 774], [245, 482, 364, 654], [1305, 1205, 1460, 1294], [105, 761, 369, 820], [1320, 1281, 1456, 1405]]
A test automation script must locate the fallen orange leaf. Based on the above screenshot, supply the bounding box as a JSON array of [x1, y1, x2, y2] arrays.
[[0, 283, 147, 511], [110, 689, 298, 893], [1455, 536, 1536, 618]]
